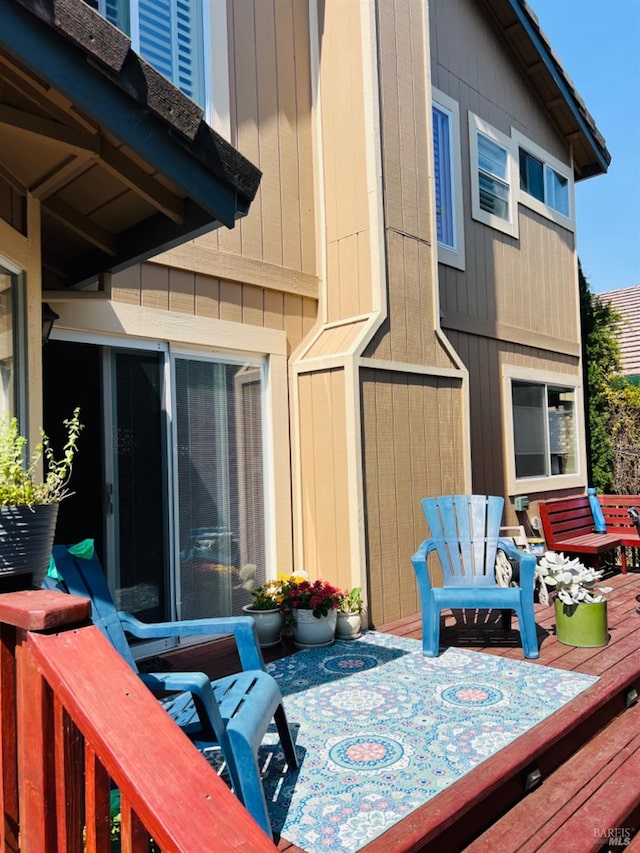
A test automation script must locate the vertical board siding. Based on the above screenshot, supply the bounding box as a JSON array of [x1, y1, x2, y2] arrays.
[[431, 0, 579, 346], [361, 370, 465, 627], [448, 329, 580, 501], [364, 1, 457, 372], [213, 0, 316, 279], [111, 264, 316, 353], [297, 369, 352, 590], [365, 230, 455, 370], [319, 0, 374, 323]]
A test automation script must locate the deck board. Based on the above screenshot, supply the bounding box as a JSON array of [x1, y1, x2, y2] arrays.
[[152, 569, 640, 851]]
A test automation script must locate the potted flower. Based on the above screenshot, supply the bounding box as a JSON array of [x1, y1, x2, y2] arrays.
[[336, 586, 364, 640], [535, 551, 612, 648], [280, 576, 341, 648], [0, 409, 82, 587], [241, 576, 285, 648]]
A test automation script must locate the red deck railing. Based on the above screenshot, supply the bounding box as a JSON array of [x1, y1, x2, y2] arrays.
[[0, 589, 275, 852]]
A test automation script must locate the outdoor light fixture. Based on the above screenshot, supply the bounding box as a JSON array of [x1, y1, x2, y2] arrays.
[[42, 303, 59, 344]]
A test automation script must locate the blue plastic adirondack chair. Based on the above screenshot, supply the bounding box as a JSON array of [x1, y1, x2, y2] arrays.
[[411, 495, 539, 659], [46, 542, 297, 837]]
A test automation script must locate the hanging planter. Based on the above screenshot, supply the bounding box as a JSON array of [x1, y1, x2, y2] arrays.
[[554, 599, 608, 648]]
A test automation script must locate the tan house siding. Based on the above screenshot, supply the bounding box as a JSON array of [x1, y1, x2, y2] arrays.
[[447, 328, 584, 521], [212, 0, 317, 278], [110, 263, 317, 355], [429, 0, 587, 520], [317, 0, 373, 323], [431, 0, 580, 350], [361, 369, 466, 626], [296, 368, 352, 591]]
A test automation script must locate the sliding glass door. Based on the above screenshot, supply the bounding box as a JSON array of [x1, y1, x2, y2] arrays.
[[100, 346, 267, 627], [173, 356, 266, 620]]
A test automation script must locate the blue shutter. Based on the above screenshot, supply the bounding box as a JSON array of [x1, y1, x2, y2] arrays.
[[432, 106, 455, 249], [105, 0, 205, 108]]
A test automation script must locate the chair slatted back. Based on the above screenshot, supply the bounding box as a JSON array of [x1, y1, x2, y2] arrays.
[[50, 545, 139, 671], [420, 495, 503, 587]]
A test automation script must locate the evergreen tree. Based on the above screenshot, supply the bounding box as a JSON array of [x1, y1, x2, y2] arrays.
[[579, 262, 621, 492]]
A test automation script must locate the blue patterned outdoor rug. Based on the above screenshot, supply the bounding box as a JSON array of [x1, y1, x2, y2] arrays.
[[257, 632, 597, 852]]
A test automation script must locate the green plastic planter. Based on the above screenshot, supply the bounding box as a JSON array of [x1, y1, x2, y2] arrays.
[[554, 598, 608, 648]]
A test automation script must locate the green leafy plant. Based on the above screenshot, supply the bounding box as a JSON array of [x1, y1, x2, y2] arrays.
[[0, 408, 83, 506], [338, 587, 363, 614]]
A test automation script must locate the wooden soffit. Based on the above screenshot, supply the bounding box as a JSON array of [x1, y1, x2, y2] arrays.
[[0, 0, 261, 290]]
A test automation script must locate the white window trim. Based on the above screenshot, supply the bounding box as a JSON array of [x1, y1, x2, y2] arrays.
[[502, 364, 584, 495], [206, 0, 231, 141], [469, 113, 518, 239], [512, 128, 575, 231], [432, 88, 465, 270]]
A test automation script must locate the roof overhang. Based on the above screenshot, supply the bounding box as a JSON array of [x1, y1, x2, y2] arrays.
[[0, 0, 261, 289], [481, 0, 611, 180]]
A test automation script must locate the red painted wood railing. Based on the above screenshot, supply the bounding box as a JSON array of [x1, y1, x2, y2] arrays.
[[0, 589, 275, 852]]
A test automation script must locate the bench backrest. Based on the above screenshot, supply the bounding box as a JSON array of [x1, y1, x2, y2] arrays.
[[538, 496, 594, 548], [597, 494, 640, 530]]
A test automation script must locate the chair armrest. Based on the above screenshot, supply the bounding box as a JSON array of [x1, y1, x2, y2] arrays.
[[139, 671, 226, 740], [498, 538, 537, 590], [411, 539, 438, 589], [118, 612, 264, 672]]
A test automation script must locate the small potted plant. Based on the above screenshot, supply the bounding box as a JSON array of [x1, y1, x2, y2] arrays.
[[280, 576, 341, 648], [241, 575, 285, 648], [336, 587, 364, 640], [535, 551, 612, 648], [0, 408, 82, 587]]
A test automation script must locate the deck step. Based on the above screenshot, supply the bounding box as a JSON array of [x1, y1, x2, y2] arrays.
[[463, 699, 640, 850]]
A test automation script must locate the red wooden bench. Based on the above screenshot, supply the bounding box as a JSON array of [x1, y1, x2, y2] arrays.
[[596, 494, 640, 572], [538, 495, 623, 571]]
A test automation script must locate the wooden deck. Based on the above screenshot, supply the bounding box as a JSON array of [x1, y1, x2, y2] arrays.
[[157, 569, 640, 851]]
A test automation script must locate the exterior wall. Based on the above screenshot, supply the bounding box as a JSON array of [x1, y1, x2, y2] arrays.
[[361, 370, 466, 626], [210, 0, 317, 280], [430, 0, 586, 520], [110, 262, 316, 355], [291, 0, 469, 624]]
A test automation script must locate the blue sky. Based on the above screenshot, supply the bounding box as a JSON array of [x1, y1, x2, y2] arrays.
[[531, 0, 640, 294]]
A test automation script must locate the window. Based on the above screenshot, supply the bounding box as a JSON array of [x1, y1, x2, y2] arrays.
[[512, 129, 573, 227], [510, 380, 577, 479], [431, 89, 465, 269], [99, 0, 230, 138], [520, 149, 570, 217], [469, 114, 518, 238], [478, 134, 510, 220]]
